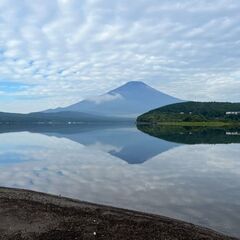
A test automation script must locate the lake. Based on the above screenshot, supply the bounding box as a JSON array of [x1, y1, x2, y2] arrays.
[[0, 123, 240, 237]]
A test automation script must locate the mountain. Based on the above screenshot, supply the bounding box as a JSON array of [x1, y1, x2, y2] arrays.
[[45, 81, 183, 117]]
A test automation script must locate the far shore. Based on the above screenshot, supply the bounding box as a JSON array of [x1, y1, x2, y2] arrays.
[[137, 121, 240, 127], [0, 187, 238, 240]]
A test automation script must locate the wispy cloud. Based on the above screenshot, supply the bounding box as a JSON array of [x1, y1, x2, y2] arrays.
[[88, 93, 123, 104], [0, 0, 240, 112]]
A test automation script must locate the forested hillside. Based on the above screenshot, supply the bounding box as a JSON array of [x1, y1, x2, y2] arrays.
[[137, 102, 240, 123]]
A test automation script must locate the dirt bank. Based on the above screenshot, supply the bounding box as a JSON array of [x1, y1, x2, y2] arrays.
[[0, 187, 238, 240]]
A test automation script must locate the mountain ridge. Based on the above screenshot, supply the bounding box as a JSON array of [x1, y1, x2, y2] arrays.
[[0, 111, 134, 124]]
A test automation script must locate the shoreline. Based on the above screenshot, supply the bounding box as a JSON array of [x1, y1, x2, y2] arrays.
[[0, 187, 238, 240], [137, 121, 240, 127]]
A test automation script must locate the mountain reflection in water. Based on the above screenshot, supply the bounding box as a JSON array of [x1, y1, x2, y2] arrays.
[[0, 123, 179, 164]]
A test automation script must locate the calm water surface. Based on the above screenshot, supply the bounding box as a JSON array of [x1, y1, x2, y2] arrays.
[[0, 124, 240, 237]]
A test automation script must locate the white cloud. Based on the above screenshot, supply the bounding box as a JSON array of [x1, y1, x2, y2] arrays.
[[0, 0, 240, 112], [88, 93, 123, 104]]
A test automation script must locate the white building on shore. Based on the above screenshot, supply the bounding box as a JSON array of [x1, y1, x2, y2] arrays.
[[225, 111, 240, 115]]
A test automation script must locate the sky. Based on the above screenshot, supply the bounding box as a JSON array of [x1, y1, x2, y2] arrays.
[[0, 0, 240, 113]]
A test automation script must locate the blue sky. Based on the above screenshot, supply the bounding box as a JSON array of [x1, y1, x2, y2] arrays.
[[0, 0, 240, 113]]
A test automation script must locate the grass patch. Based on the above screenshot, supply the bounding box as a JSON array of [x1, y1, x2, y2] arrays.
[[155, 121, 240, 127]]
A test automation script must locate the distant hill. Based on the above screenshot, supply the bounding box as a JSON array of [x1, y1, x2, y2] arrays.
[[137, 101, 240, 124], [0, 111, 133, 124], [45, 81, 183, 117]]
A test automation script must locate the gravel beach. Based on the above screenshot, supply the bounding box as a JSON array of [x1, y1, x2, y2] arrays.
[[0, 187, 238, 240]]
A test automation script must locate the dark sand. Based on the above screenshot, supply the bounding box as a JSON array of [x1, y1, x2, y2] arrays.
[[0, 187, 238, 240]]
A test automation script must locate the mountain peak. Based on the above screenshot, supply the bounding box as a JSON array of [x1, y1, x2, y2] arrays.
[[118, 81, 149, 89], [109, 81, 150, 94], [123, 81, 148, 86]]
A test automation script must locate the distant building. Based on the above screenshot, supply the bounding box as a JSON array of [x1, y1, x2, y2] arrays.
[[180, 112, 184, 115], [226, 132, 240, 136], [226, 111, 240, 115]]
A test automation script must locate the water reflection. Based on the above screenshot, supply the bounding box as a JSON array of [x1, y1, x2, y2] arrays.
[[137, 124, 240, 144], [0, 124, 240, 237]]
